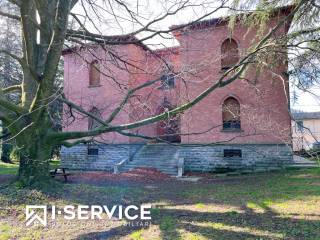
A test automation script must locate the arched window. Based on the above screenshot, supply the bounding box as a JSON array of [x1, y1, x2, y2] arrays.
[[89, 60, 100, 86], [156, 98, 181, 143], [222, 97, 241, 130], [88, 107, 102, 130], [221, 38, 239, 70]]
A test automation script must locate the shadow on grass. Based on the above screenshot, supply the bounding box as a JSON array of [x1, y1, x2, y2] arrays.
[[74, 205, 320, 239], [1, 169, 320, 239], [72, 169, 320, 239]]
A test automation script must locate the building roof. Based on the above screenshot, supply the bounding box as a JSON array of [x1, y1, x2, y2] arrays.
[[63, 5, 293, 56], [169, 5, 294, 32], [292, 112, 320, 120], [62, 34, 151, 55]]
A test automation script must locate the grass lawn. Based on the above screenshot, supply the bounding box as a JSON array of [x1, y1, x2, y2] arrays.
[[0, 161, 18, 175], [0, 160, 61, 176], [0, 163, 320, 239]]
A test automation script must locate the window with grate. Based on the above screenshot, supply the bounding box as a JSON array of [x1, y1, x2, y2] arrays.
[[88, 144, 99, 155], [224, 149, 242, 158]]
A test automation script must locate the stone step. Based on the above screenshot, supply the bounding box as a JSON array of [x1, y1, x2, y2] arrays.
[[124, 165, 178, 169], [126, 161, 177, 164], [132, 155, 177, 159], [121, 166, 178, 174], [123, 164, 178, 169], [122, 168, 177, 175], [122, 164, 177, 170], [123, 167, 177, 172], [287, 164, 319, 168], [128, 158, 178, 162], [116, 144, 180, 175], [125, 161, 178, 165], [124, 165, 177, 169]]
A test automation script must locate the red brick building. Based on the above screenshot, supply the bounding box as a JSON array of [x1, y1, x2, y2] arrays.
[[61, 7, 293, 174]]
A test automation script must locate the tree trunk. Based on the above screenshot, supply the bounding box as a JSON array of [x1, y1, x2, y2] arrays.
[[18, 148, 52, 186], [16, 132, 53, 186]]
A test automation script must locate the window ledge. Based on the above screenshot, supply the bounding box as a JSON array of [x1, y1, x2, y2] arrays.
[[221, 129, 243, 133], [88, 85, 102, 88]]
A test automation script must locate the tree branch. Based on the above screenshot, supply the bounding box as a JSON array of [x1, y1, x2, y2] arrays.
[[289, 26, 320, 38], [2, 85, 22, 94], [0, 10, 20, 20], [0, 49, 23, 64], [49, 0, 305, 143], [0, 97, 25, 115], [60, 95, 110, 127], [65, 1, 228, 45], [61, 138, 91, 148], [8, 0, 21, 7]]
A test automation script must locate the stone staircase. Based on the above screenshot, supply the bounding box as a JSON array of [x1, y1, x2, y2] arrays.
[[288, 155, 319, 168], [120, 144, 180, 175]]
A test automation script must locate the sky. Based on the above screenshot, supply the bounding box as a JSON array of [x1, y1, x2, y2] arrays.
[[291, 86, 320, 112], [72, 0, 230, 48]]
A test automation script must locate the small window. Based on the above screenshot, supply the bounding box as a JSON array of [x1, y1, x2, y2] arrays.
[[88, 107, 102, 130], [221, 38, 239, 71], [88, 144, 99, 155], [224, 149, 242, 158], [89, 60, 100, 86], [296, 120, 304, 132], [160, 73, 175, 89], [222, 97, 241, 130]]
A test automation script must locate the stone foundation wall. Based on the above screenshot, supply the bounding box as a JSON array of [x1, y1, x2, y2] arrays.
[[61, 144, 143, 171], [61, 143, 293, 172], [179, 144, 293, 172]]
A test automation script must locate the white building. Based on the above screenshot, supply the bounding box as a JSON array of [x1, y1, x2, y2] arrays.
[[292, 112, 320, 151]]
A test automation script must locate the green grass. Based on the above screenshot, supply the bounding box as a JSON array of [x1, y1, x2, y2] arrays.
[[49, 159, 61, 169], [0, 161, 18, 175], [0, 224, 11, 240], [130, 230, 144, 240], [195, 203, 206, 209], [0, 160, 61, 175], [0, 168, 320, 239]]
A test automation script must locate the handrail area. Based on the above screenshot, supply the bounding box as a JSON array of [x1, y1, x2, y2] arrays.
[[177, 157, 184, 177], [113, 159, 127, 174]]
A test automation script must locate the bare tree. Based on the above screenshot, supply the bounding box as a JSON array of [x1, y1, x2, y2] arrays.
[[0, 0, 318, 186]]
